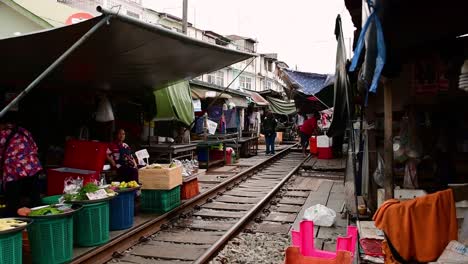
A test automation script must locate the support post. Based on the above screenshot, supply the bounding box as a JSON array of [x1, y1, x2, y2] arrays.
[[182, 0, 188, 34], [383, 79, 394, 200], [0, 16, 110, 118]]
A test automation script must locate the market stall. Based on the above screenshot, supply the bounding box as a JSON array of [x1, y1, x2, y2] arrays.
[[190, 81, 251, 168], [0, 6, 255, 263]]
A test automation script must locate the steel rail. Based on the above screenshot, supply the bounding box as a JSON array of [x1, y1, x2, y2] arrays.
[[193, 153, 310, 263], [70, 144, 297, 264]]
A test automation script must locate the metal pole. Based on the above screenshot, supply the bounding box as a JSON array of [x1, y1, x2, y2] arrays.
[[383, 79, 394, 200], [0, 16, 110, 118], [182, 0, 188, 34]]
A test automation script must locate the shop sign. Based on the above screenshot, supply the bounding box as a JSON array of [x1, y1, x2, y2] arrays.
[[66, 13, 94, 25]]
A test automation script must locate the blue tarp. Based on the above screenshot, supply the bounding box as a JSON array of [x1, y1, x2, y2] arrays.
[[282, 69, 335, 96]]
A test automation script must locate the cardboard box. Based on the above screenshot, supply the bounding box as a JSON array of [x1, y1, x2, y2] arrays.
[[139, 165, 182, 190]]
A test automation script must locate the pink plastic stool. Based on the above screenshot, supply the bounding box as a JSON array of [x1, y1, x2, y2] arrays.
[[291, 220, 358, 258]]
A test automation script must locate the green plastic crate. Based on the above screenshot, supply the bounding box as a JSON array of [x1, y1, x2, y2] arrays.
[[141, 186, 181, 213], [0, 231, 22, 264], [73, 202, 109, 247], [28, 216, 73, 264]]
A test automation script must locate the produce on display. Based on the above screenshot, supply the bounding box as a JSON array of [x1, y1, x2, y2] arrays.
[[0, 218, 27, 231], [110, 181, 139, 190], [63, 182, 116, 202], [17, 204, 76, 217]]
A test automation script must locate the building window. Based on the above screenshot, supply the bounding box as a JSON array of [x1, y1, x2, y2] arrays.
[[265, 80, 272, 90], [268, 61, 273, 72], [239, 76, 252, 90], [126, 10, 140, 19], [207, 71, 224, 86]]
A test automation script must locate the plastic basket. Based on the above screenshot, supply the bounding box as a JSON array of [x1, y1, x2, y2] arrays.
[[109, 190, 135, 231], [0, 231, 22, 264], [197, 149, 208, 162], [28, 216, 73, 264], [181, 178, 200, 200], [41, 195, 62, 205], [141, 186, 180, 213], [73, 202, 109, 247]]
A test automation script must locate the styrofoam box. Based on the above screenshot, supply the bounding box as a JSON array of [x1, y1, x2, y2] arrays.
[[377, 188, 427, 208], [317, 136, 332, 148]]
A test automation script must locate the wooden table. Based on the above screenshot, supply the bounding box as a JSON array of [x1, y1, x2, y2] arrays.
[[194, 140, 226, 171], [140, 143, 197, 163]]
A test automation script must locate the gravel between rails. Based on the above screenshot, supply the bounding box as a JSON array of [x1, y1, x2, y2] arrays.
[[210, 232, 290, 264]]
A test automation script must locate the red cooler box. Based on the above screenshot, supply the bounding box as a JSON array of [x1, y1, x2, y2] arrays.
[[317, 136, 333, 159], [309, 136, 317, 155], [47, 140, 108, 195]]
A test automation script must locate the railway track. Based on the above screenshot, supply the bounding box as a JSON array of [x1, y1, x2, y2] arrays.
[[72, 145, 308, 264]]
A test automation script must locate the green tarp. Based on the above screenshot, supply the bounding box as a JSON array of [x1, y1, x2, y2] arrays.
[[154, 81, 194, 126], [267, 96, 296, 115]]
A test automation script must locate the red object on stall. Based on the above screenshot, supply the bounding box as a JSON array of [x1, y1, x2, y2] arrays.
[[181, 177, 200, 200], [309, 136, 317, 154], [47, 140, 108, 195], [210, 149, 232, 164]]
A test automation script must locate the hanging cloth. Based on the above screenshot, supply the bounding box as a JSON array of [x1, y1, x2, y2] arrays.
[[349, 0, 386, 97]]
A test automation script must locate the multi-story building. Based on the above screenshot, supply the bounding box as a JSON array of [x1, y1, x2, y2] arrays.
[[57, 0, 287, 94]]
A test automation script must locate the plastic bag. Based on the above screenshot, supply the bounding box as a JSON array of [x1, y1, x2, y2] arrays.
[[95, 96, 115, 122], [303, 204, 336, 227], [373, 153, 384, 188], [63, 177, 82, 195]]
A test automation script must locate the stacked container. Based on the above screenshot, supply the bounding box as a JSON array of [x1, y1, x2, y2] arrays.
[[317, 136, 333, 159]]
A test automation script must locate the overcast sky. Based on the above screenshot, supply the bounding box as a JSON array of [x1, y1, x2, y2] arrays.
[[143, 0, 355, 74]]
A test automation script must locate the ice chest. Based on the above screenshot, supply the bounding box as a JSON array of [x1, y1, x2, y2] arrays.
[[139, 165, 182, 190], [47, 140, 108, 195], [317, 136, 333, 160]]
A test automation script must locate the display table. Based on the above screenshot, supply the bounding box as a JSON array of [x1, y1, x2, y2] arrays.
[[140, 143, 197, 163], [194, 140, 226, 170], [225, 137, 259, 158], [207, 133, 238, 141]]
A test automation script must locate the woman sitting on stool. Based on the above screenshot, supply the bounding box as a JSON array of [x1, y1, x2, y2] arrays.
[[107, 128, 139, 183]]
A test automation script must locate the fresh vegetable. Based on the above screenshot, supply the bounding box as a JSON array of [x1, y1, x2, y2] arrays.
[[29, 206, 62, 216], [0, 219, 26, 231], [64, 182, 115, 201]]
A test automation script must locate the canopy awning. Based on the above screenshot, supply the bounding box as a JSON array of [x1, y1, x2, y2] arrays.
[[266, 96, 296, 115], [247, 91, 269, 106], [281, 69, 335, 96], [191, 87, 232, 99], [154, 81, 194, 126], [0, 8, 254, 95], [227, 96, 248, 108]]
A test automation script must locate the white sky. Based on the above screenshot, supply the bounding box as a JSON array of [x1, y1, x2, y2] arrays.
[[143, 0, 355, 74]]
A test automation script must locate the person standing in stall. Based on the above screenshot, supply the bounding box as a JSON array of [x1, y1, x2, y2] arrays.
[[299, 112, 319, 157], [262, 111, 277, 155], [0, 112, 42, 216], [107, 128, 139, 182]]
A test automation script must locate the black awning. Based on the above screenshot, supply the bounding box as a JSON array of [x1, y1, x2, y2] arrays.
[[0, 12, 254, 94]]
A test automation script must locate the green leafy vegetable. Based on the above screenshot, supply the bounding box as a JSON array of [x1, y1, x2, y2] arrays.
[[29, 206, 62, 216]]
